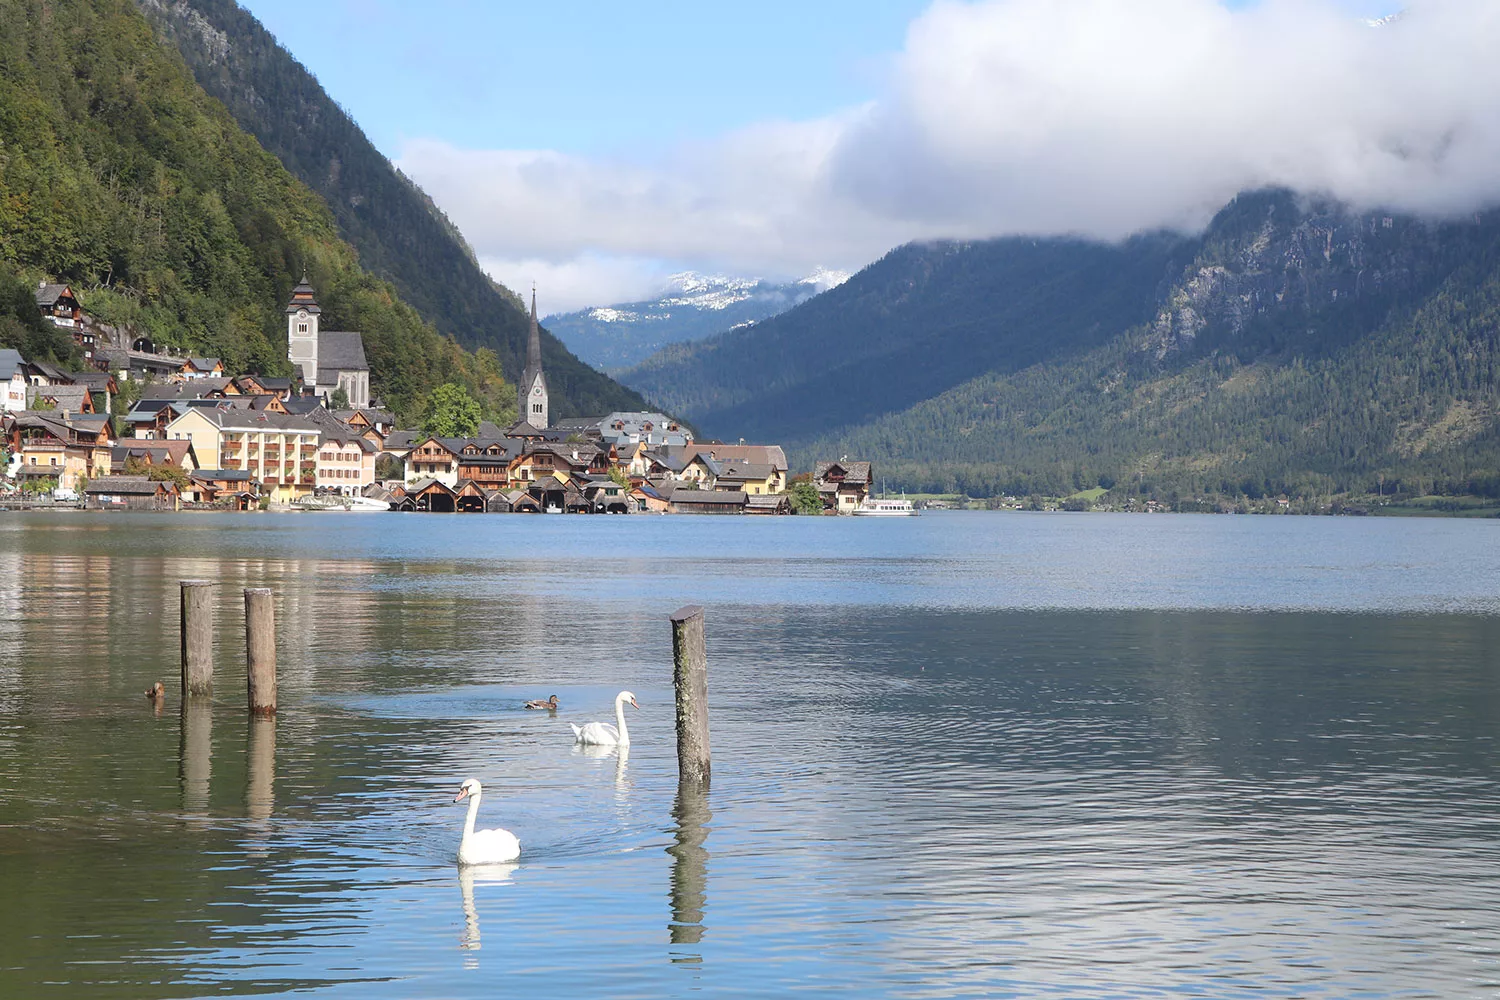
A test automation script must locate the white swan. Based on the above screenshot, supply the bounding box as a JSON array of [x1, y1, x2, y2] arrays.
[[570, 690, 639, 746], [453, 778, 520, 865]]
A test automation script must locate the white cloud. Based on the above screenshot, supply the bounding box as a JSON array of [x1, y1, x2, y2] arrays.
[[481, 253, 676, 316], [399, 0, 1500, 309]]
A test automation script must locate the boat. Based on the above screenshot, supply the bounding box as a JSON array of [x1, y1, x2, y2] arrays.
[[291, 494, 391, 512], [852, 496, 919, 517]]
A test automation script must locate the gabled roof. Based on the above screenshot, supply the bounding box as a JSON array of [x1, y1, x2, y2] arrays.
[[27, 385, 89, 412], [34, 283, 72, 307], [0, 349, 29, 378], [191, 468, 256, 483], [714, 463, 776, 482], [185, 357, 222, 371], [318, 331, 367, 371], [281, 395, 324, 415], [85, 475, 173, 495], [676, 443, 788, 471]]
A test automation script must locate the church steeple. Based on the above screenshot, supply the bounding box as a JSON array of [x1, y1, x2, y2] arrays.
[[518, 284, 549, 428]]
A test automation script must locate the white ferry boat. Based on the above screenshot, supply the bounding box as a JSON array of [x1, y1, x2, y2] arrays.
[[852, 497, 919, 517]]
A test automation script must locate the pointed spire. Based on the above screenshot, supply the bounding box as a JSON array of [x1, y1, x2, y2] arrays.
[[527, 283, 542, 372]]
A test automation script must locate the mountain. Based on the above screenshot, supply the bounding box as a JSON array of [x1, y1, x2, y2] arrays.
[[621, 234, 1193, 439], [0, 0, 515, 423], [544, 269, 851, 371], [626, 189, 1500, 501], [135, 0, 644, 419]]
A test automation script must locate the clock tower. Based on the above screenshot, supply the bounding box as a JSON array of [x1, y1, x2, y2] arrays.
[[517, 285, 549, 428], [286, 271, 321, 388]]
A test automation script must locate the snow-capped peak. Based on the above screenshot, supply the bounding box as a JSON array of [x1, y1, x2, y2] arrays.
[[798, 266, 852, 293]]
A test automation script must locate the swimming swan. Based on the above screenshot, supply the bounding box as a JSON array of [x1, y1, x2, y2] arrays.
[[453, 778, 520, 865], [569, 690, 639, 746]]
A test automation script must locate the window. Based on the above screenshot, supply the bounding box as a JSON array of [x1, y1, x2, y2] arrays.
[[297, 323, 308, 334]]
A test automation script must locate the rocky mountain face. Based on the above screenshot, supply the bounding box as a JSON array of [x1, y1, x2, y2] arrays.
[[546, 269, 851, 372]]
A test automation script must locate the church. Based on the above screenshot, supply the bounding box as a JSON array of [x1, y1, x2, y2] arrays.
[[285, 276, 370, 408], [513, 286, 549, 431]]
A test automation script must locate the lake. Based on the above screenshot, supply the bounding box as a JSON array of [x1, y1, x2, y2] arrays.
[[1, 510, 1497, 998]]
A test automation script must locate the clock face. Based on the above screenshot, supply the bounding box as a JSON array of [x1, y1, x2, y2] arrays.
[[297, 310, 307, 320], [533, 385, 543, 395]]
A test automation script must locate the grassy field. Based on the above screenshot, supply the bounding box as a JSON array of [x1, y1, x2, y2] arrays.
[[1370, 495, 1500, 518]]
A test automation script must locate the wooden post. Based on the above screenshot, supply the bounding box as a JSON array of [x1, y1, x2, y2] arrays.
[[244, 588, 276, 715], [670, 605, 711, 784], [179, 580, 213, 698]]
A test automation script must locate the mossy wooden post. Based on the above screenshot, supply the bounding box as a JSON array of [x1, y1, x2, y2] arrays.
[[180, 580, 213, 698], [670, 605, 711, 784], [244, 588, 276, 715]]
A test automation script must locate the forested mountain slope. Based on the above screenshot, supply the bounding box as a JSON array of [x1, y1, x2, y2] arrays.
[[0, 0, 510, 422], [136, 0, 644, 418], [632, 190, 1500, 500]]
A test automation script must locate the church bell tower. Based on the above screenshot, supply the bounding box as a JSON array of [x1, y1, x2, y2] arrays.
[[286, 272, 321, 387], [518, 285, 549, 428]]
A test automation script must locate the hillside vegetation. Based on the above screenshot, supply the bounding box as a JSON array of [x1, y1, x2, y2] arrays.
[[137, 0, 645, 418], [0, 0, 515, 423], [629, 190, 1500, 501]]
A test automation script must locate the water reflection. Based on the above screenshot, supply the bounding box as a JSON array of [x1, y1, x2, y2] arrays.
[[246, 716, 275, 853], [667, 778, 711, 955], [458, 863, 518, 962], [179, 699, 212, 815]]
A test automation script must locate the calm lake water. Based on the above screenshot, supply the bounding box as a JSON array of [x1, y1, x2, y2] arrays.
[[1, 510, 1497, 998]]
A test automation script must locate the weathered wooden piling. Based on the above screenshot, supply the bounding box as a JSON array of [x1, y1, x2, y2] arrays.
[[244, 587, 276, 715], [179, 580, 214, 698], [670, 605, 711, 783]]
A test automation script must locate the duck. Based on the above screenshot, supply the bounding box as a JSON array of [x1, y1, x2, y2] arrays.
[[145, 681, 165, 701], [569, 690, 639, 746], [523, 695, 559, 711], [453, 778, 520, 865]]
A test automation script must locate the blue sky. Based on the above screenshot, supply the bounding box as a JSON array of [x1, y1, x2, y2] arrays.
[[237, 0, 932, 159], [234, 1, 1468, 314]]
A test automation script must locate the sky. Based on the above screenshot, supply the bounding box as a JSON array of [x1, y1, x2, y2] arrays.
[[237, 0, 1492, 315]]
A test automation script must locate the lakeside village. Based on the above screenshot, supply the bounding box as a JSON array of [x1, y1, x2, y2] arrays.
[[0, 280, 879, 515]]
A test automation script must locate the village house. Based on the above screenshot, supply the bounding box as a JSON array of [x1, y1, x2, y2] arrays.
[[596, 411, 692, 449], [711, 461, 785, 495], [507, 441, 610, 488], [455, 440, 518, 492], [814, 460, 873, 512], [176, 357, 225, 380], [1, 350, 29, 412], [315, 431, 377, 494], [5, 411, 113, 490], [405, 437, 464, 487], [234, 375, 293, 398], [188, 468, 259, 508], [162, 407, 322, 504]]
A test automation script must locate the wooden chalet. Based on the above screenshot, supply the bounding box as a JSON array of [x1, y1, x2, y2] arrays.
[[455, 440, 517, 491], [814, 460, 873, 512], [669, 488, 747, 514], [177, 357, 225, 380], [526, 473, 589, 513], [27, 384, 94, 414], [507, 441, 610, 488], [453, 479, 489, 512], [84, 476, 180, 511], [188, 469, 259, 508]]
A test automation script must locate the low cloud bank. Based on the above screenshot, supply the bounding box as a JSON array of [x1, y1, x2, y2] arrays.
[[400, 0, 1500, 310]]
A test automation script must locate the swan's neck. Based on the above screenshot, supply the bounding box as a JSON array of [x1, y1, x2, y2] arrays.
[[615, 696, 630, 746], [462, 790, 481, 843]]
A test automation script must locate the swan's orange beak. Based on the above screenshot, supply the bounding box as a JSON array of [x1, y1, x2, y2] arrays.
[[629, 697, 640, 710], [453, 787, 469, 803]]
